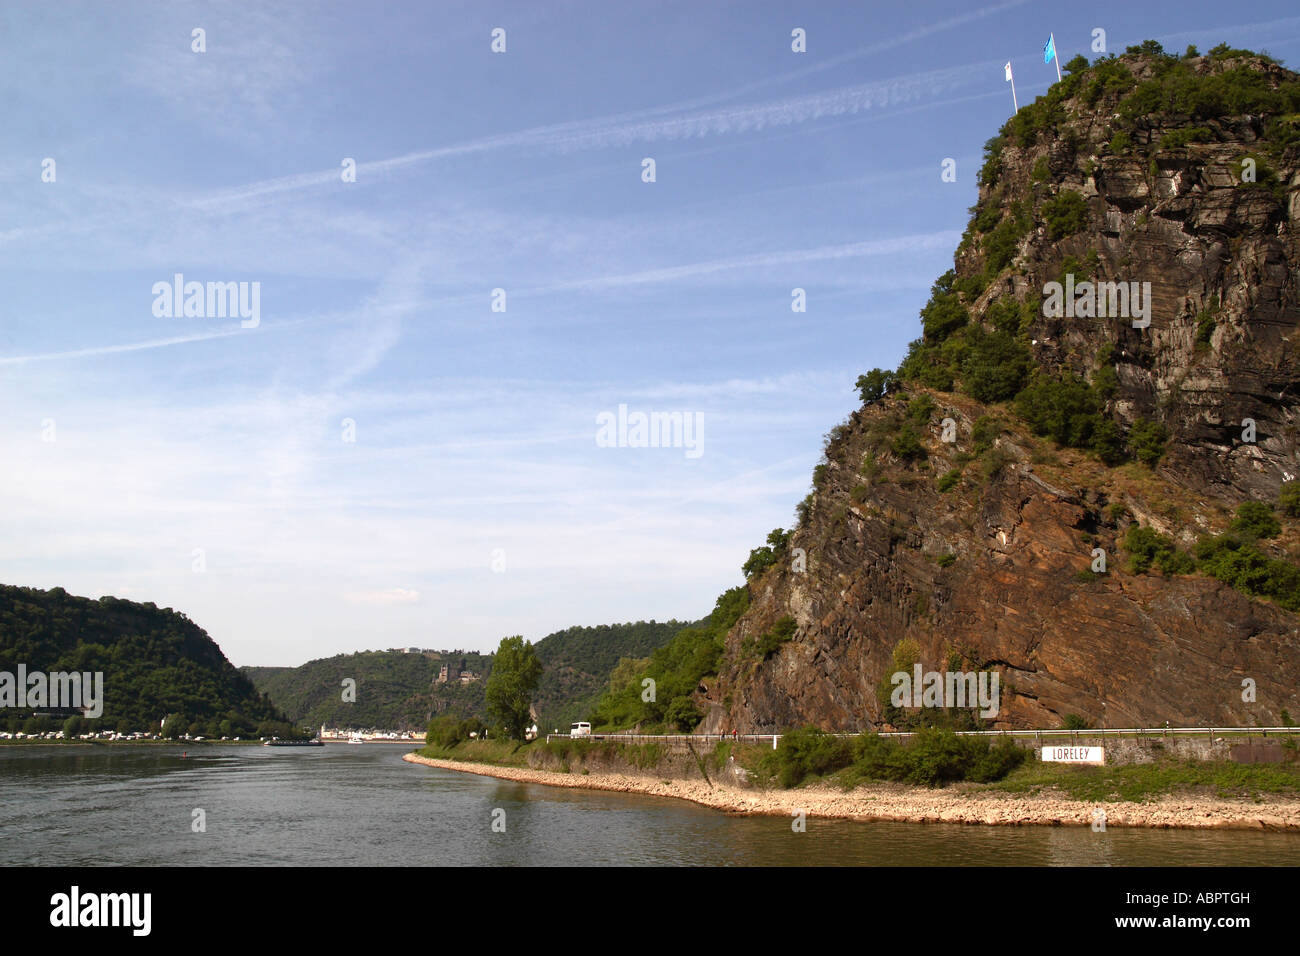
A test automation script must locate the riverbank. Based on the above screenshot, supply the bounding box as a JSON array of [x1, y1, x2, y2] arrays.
[[403, 752, 1300, 829]]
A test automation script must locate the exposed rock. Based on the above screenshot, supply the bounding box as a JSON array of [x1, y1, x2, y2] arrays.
[[711, 52, 1300, 732]]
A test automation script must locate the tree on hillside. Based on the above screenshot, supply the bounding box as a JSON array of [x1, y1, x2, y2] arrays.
[[485, 636, 543, 741], [855, 368, 897, 404]]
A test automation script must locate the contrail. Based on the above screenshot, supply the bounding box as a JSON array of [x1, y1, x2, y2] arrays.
[[701, 0, 1038, 100], [183, 61, 990, 209], [0, 231, 960, 365], [534, 232, 965, 294], [0, 328, 250, 366], [0, 313, 334, 366]]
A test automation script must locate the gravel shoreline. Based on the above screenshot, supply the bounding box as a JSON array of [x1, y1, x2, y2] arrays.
[[403, 753, 1300, 830]]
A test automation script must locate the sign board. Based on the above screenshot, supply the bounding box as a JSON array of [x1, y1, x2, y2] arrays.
[[1041, 745, 1104, 764]]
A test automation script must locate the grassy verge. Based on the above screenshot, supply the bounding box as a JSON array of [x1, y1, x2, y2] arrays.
[[985, 758, 1300, 802], [417, 739, 532, 767], [726, 728, 1300, 801]]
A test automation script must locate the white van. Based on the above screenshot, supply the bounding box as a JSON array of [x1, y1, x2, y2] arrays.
[[569, 722, 592, 738]]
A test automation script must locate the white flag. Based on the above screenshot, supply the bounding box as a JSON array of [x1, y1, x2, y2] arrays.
[[1005, 62, 1013, 81]]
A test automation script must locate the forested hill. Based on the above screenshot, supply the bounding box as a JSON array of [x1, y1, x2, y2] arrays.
[[532, 620, 689, 730], [243, 619, 689, 732], [242, 650, 489, 731], [0, 584, 296, 736]]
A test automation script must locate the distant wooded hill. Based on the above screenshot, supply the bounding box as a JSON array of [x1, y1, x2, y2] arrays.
[[532, 620, 689, 731], [243, 620, 689, 732], [242, 650, 491, 731], [0, 584, 296, 736]]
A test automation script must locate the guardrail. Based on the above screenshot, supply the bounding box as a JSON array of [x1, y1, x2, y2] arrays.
[[546, 727, 1300, 747]]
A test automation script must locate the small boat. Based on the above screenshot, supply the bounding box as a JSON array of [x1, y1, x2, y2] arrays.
[[263, 738, 325, 747], [347, 733, 364, 745]]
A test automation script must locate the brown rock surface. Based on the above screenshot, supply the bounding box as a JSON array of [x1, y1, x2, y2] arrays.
[[709, 52, 1300, 733]]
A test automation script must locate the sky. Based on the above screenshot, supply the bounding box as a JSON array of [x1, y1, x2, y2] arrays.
[[3, 1, 1299, 667]]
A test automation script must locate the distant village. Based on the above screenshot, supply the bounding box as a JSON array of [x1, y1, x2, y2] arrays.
[[318, 727, 424, 742]]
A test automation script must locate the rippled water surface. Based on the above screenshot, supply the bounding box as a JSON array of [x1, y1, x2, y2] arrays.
[[2, 744, 1297, 865]]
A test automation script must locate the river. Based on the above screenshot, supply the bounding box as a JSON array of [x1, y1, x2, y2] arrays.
[[2, 743, 1297, 865]]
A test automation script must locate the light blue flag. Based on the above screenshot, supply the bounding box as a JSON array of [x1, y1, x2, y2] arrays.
[[1043, 34, 1056, 64]]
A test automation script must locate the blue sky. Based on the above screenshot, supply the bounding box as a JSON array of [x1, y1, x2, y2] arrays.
[[3, 1, 1298, 666]]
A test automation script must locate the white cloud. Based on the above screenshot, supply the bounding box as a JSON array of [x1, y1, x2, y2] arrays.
[[344, 588, 421, 605]]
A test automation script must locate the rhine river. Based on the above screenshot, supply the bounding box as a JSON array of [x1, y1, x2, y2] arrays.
[[3, 743, 1297, 865]]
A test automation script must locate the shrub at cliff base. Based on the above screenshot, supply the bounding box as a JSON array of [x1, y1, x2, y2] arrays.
[[853, 730, 1027, 786], [761, 727, 1027, 789], [762, 726, 854, 787]]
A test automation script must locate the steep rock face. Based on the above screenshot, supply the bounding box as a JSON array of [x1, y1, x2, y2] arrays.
[[707, 52, 1300, 731], [970, 58, 1300, 504], [706, 397, 1300, 730]]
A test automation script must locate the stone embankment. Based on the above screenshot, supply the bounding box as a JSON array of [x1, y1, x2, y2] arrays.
[[403, 752, 1300, 829]]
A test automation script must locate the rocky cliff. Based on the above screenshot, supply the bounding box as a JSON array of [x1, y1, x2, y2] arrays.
[[706, 46, 1300, 732]]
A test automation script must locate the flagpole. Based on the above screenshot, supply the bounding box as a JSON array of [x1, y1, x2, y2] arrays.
[[1052, 33, 1062, 82], [1008, 67, 1018, 113]]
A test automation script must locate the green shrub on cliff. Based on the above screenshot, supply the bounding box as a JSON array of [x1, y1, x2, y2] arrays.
[[855, 367, 897, 404], [743, 615, 798, 661], [1195, 535, 1300, 611], [920, 272, 969, 342], [1279, 481, 1300, 518], [981, 205, 1032, 278], [898, 338, 955, 392], [978, 134, 1006, 188], [1119, 53, 1300, 128], [891, 425, 925, 460], [1124, 525, 1195, 575], [907, 393, 937, 424], [1230, 501, 1281, 539], [961, 327, 1031, 403], [1014, 373, 1103, 448], [742, 528, 791, 578], [1041, 189, 1088, 240], [1128, 418, 1169, 467], [1082, 58, 1136, 108]]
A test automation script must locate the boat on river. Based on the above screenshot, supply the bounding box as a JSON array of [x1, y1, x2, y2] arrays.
[[263, 738, 325, 747]]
